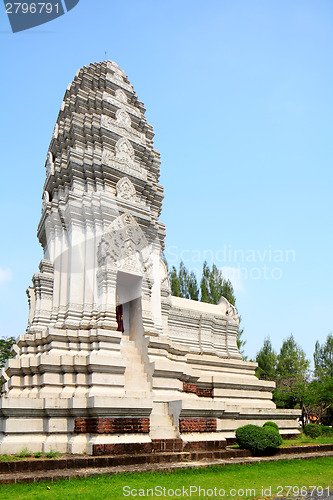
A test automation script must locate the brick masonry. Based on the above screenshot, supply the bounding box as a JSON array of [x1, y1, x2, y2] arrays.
[[179, 418, 217, 433], [74, 417, 150, 434], [183, 382, 197, 394], [92, 438, 226, 456], [196, 387, 214, 397], [183, 382, 213, 398]]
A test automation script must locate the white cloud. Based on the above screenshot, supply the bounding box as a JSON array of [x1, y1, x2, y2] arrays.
[[220, 266, 244, 292], [0, 268, 13, 285]]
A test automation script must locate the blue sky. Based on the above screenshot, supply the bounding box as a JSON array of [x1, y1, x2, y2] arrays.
[[0, 0, 332, 366]]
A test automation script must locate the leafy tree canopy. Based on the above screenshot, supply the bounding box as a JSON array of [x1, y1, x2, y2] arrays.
[[0, 337, 15, 369], [276, 334, 310, 379], [314, 333, 333, 380], [256, 337, 277, 380]]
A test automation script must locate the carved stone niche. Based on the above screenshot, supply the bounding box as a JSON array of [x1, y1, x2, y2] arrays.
[[115, 89, 128, 103], [97, 213, 152, 278], [115, 138, 135, 165], [116, 109, 131, 129], [116, 177, 136, 202]]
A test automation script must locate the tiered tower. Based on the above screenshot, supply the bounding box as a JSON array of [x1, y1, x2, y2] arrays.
[[0, 62, 299, 455]]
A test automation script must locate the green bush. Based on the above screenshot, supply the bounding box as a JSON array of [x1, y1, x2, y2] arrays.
[[235, 424, 282, 455], [303, 424, 333, 437], [320, 425, 333, 436], [263, 421, 279, 431], [304, 424, 322, 438]]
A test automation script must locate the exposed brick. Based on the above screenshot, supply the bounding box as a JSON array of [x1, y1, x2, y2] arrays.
[[183, 382, 197, 394], [179, 418, 217, 433], [74, 417, 150, 434], [183, 382, 213, 398], [196, 387, 213, 398]]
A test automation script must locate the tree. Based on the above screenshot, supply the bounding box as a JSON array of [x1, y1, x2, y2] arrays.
[[314, 333, 333, 380], [0, 337, 15, 369], [221, 279, 236, 306], [178, 261, 190, 299], [273, 334, 310, 411], [256, 337, 277, 380], [208, 264, 224, 305], [169, 261, 199, 301], [303, 377, 333, 425], [168, 259, 246, 357], [200, 261, 236, 306], [169, 266, 181, 297], [200, 261, 211, 303], [276, 334, 310, 379], [187, 270, 199, 301]]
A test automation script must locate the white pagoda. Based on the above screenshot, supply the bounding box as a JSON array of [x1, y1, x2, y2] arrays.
[[0, 61, 299, 454]]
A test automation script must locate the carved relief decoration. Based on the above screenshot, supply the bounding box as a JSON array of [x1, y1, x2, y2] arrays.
[[42, 191, 50, 212], [160, 259, 171, 293], [218, 296, 240, 324], [116, 109, 131, 129], [97, 213, 152, 276], [115, 138, 135, 166], [226, 304, 240, 324], [52, 123, 59, 140], [45, 151, 55, 176], [115, 89, 128, 103], [116, 177, 136, 201], [102, 148, 147, 180]]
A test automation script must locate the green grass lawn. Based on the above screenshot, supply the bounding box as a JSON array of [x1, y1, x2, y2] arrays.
[[281, 434, 333, 446], [0, 457, 332, 500]]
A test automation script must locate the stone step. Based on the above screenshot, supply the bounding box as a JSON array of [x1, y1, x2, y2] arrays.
[[120, 336, 151, 394], [1, 449, 333, 485], [1, 444, 333, 484], [151, 401, 171, 415], [150, 415, 173, 426], [124, 360, 146, 371], [0, 447, 250, 476], [150, 402, 178, 439], [149, 426, 179, 439], [124, 365, 149, 381]]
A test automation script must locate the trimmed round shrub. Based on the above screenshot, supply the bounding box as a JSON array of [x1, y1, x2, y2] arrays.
[[236, 425, 263, 452], [235, 424, 282, 455], [263, 427, 283, 450], [304, 423, 322, 438], [263, 421, 279, 432]]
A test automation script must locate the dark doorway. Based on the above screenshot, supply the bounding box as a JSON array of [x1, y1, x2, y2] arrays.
[[116, 272, 143, 339], [116, 304, 124, 332]]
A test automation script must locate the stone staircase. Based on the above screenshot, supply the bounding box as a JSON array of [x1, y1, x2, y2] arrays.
[[121, 335, 151, 398], [150, 402, 178, 439]]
